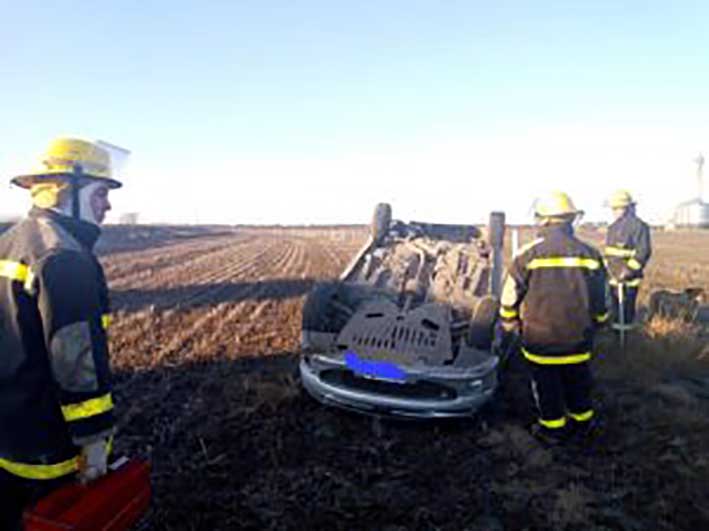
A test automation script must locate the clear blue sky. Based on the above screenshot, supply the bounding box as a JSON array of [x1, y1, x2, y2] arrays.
[[2, 1, 708, 224]]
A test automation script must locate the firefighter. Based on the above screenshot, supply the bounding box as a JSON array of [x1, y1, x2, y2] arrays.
[[604, 190, 652, 333], [497, 192, 608, 445], [0, 138, 121, 529]]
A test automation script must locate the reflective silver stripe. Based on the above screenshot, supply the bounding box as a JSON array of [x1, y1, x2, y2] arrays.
[[501, 275, 520, 309], [517, 237, 545, 256], [610, 278, 641, 287], [50, 322, 99, 393]]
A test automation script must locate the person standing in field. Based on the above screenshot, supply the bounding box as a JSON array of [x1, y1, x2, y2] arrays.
[[0, 138, 121, 529], [497, 192, 608, 445], [604, 190, 652, 333]]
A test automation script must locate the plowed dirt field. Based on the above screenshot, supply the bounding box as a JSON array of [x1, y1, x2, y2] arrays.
[[97, 226, 709, 531]]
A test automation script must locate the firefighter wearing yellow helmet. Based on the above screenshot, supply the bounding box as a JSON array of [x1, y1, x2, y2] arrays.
[[497, 191, 608, 445], [0, 138, 121, 527], [604, 190, 652, 332]]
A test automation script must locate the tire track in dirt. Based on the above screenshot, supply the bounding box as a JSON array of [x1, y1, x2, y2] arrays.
[[108, 234, 263, 292], [165, 236, 317, 362], [108, 237, 283, 362], [208, 235, 342, 356], [112, 247, 284, 358], [109, 229, 363, 371], [167, 237, 286, 309], [103, 233, 254, 286], [218, 239, 303, 339], [145, 239, 297, 366], [109, 235, 281, 333], [181, 238, 308, 360]]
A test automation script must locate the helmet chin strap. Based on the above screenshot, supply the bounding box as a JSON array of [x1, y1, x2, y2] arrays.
[[71, 164, 82, 220], [58, 164, 101, 225]]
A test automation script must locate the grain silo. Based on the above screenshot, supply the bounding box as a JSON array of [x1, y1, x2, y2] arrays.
[[670, 153, 709, 228]]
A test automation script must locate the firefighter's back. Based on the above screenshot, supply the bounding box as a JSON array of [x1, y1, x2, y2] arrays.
[[517, 225, 605, 355]]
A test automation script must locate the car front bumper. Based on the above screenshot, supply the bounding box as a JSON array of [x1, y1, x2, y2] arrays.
[[299, 354, 498, 419]]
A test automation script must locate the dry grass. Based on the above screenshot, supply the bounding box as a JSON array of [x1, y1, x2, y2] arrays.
[[595, 316, 707, 385], [551, 482, 595, 529]]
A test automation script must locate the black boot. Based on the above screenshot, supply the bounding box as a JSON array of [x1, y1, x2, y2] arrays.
[[530, 423, 570, 446]]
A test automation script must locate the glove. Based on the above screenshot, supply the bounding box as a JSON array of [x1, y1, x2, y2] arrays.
[[609, 262, 636, 283], [78, 438, 109, 484], [616, 267, 635, 282], [493, 320, 520, 354]]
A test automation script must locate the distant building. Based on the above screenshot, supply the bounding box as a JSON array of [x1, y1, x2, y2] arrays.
[[667, 153, 709, 229], [118, 212, 140, 225], [670, 198, 709, 229]]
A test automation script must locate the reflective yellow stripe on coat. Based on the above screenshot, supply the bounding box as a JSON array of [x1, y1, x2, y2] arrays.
[[0, 259, 35, 292], [499, 307, 518, 319], [0, 440, 113, 480], [101, 314, 112, 329], [627, 258, 642, 270], [0, 455, 79, 480], [539, 417, 567, 429], [61, 393, 114, 422], [568, 410, 594, 422], [527, 257, 601, 270], [522, 348, 591, 365], [594, 312, 610, 324], [604, 246, 636, 258]]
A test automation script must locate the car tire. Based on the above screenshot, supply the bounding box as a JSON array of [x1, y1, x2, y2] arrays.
[[301, 281, 359, 334], [302, 282, 340, 333], [468, 295, 500, 349], [371, 203, 392, 243], [301, 330, 337, 351]]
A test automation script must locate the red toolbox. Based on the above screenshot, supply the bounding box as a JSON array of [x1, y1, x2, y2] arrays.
[[24, 458, 151, 531]]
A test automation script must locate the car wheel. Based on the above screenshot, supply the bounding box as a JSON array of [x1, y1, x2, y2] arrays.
[[301, 281, 359, 333], [468, 296, 499, 349], [371, 203, 392, 243]]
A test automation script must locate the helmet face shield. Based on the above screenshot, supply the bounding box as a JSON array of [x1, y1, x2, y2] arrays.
[[571, 211, 584, 227]]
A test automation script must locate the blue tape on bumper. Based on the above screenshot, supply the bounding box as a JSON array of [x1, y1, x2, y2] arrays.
[[344, 350, 407, 381]]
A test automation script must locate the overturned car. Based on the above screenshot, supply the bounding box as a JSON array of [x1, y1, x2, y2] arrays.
[[299, 203, 507, 418]]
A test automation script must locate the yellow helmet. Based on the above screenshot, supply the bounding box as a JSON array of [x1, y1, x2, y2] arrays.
[[11, 137, 122, 189], [606, 189, 635, 209], [533, 191, 583, 219]]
